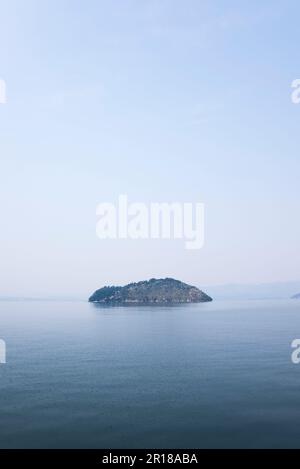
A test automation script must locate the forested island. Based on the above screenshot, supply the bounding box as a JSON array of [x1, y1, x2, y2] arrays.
[[89, 278, 212, 305]]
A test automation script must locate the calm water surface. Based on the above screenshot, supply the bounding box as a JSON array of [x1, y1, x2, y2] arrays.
[[0, 299, 300, 448]]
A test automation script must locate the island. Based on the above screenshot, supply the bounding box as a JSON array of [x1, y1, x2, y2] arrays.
[[292, 293, 300, 299], [88, 278, 213, 305]]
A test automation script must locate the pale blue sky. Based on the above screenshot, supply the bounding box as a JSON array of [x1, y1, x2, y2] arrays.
[[0, 0, 300, 297]]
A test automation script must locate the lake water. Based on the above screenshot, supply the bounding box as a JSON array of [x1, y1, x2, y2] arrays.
[[0, 299, 300, 448]]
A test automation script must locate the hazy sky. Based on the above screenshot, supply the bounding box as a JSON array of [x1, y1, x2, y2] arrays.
[[1, 0, 300, 297]]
